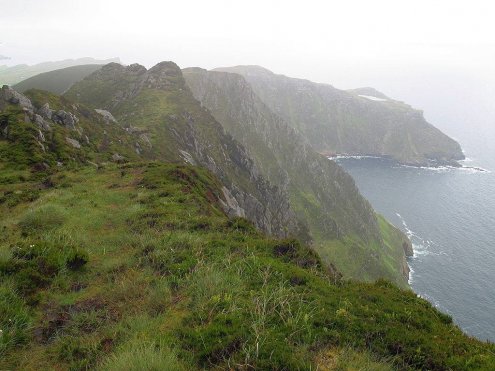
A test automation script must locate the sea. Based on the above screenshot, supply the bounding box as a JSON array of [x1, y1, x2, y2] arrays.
[[332, 130, 495, 342]]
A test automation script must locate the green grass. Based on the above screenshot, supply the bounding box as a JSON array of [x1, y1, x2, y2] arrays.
[[1, 162, 494, 370]]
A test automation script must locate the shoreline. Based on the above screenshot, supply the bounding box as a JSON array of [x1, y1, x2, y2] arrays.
[[327, 154, 489, 173]]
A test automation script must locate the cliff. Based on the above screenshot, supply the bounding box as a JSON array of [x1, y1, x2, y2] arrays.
[[215, 65, 465, 167], [183, 68, 412, 286]]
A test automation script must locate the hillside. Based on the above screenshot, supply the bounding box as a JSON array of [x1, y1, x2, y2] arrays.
[[183, 68, 412, 286], [62, 62, 306, 239], [215, 66, 465, 167], [13, 65, 104, 95], [5, 62, 414, 285], [1, 161, 494, 369], [2, 67, 495, 370], [0, 58, 120, 86]]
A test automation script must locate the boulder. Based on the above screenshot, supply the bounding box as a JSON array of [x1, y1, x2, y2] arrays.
[[33, 114, 51, 131], [37, 103, 53, 120], [95, 109, 117, 124], [1, 85, 33, 111], [111, 153, 125, 163], [65, 137, 81, 149], [53, 110, 78, 129]]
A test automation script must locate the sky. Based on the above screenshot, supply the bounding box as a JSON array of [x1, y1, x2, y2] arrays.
[[1, 0, 495, 147]]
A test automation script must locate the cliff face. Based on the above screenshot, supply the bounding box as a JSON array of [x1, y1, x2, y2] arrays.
[[183, 68, 411, 286], [214, 66, 464, 166]]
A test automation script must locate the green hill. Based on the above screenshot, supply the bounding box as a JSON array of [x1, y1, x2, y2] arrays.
[[215, 66, 464, 166], [13, 65, 104, 95], [0, 58, 120, 86]]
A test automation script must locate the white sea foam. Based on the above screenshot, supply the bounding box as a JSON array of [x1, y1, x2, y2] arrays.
[[396, 163, 490, 174], [328, 155, 490, 173], [328, 155, 381, 160]]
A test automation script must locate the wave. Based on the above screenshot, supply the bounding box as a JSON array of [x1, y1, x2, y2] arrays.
[[329, 154, 490, 173], [328, 155, 382, 160], [395, 213, 446, 285], [395, 164, 490, 173]]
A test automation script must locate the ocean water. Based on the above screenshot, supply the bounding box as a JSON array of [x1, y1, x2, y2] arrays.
[[334, 154, 495, 342]]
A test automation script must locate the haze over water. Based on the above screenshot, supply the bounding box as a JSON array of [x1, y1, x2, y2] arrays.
[[335, 125, 495, 341]]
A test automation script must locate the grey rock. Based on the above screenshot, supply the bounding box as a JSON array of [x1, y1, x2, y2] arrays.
[[53, 110, 78, 129], [219, 186, 245, 218], [0, 85, 33, 111], [37, 103, 53, 120], [65, 137, 81, 149], [179, 150, 196, 165], [111, 153, 125, 162], [139, 133, 152, 148], [95, 109, 117, 123], [38, 129, 45, 142], [33, 114, 51, 131]]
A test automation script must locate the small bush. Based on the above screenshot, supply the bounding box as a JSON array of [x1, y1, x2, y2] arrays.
[[0, 284, 32, 355], [66, 249, 89, 271], [99, 341, 184, 371], [227, 217, 256, 233], [18, 205, 67, 235], [273, 238, 320, 268]]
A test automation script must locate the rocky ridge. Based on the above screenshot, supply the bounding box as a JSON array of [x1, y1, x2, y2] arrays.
[[64, 62, 305, 239]]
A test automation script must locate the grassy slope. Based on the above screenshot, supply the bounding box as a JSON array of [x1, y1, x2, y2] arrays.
[[13, 65, 104, 95], [0, 58, 119, 86], [315, 216, 409, 283], [1, 162, 494, 370]]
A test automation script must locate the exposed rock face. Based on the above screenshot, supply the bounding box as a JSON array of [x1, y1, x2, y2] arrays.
[[111, 153, 125, 162], [0, 87, 81, 135], [33, 114, 51, 131], [214, 66, 465, 167], [65, 62, 305, 239], [183, 68, 412, 286]]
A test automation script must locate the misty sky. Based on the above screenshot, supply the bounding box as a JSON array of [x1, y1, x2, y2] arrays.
[[2, 0, 495, 147]]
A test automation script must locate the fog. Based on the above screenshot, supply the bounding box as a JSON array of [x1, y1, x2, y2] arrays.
[[2, 0, 494, 148]]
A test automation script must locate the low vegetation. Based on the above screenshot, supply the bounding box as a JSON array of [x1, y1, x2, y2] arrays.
[[1, 162, 494, 370]]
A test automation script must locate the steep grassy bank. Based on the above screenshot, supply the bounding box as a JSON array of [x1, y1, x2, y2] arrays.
[[1, 162, 494, 370]]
